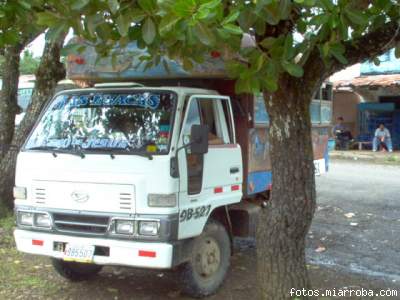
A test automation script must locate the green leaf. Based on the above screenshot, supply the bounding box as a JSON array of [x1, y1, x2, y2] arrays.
[[282, 61, 304, 77], [36, 12, 60, 26], [130, 8, 146, 23], [329, 43, 348, 64], [373, 57, 381, 66], [61, 43, 86, 56], [255, 54, 265, 72], [278, 0, 291, 19], [320, 0, 334, 11], [222, 10, 240, 25], [183, 58, 194, 70], [142, 18, 156, 44], [283, 34, 295, 59], [45, 24, 66, 42], [263, 5, 281, 25], [174, 0, 196, 18], [18, 0, 31, 9], [262, 76, 278, 92], [138, 0, 156, 13], [222, 24, 243, 35], [344, 8, 368, 26], [108, 0, 120, 14], [198, 0, 221, 11], [303, 0, 316, 5], [395, 46, 400, 59], [322, 42, 330, 57], [194, 23, 215, 46], [117, 14, 130, 37], [71, 0, 89, 10], [260, 37, 276, 49], [159, 14, 179, 36]]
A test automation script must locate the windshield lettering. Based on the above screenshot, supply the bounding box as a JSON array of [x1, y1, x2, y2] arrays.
[[26, 92, 176, 154]]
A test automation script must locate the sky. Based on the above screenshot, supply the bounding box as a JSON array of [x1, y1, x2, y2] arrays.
[[26, 34, 46, 57]]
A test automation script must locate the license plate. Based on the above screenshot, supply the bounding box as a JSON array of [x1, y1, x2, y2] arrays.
[[63, 244, 95, 263]]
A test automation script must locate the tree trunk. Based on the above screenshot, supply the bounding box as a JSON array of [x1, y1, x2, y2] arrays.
[[257, 78, 317, 300], [0, 44, 24, 215], [0, 35, 66, 212], [0, 44, 23, 153]]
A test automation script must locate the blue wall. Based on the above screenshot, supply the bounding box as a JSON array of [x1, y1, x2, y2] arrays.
[[360, 49, 400, 75]]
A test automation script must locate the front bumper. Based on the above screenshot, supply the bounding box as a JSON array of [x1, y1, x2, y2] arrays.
[[14, 229, 174, 269]]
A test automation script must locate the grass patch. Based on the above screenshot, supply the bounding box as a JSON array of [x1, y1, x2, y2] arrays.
[[0, 214, 15, 231], [0, 215, 16, 248], [0, 215, 61, 298], [386, 155, 399, 162]]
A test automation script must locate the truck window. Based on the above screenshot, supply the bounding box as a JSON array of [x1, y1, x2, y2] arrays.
[[198, 99, 230, 145], [25, 91, 177, 154], [182, 100, 203, 195]]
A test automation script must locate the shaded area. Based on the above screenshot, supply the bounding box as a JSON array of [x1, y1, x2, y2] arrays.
[[1, 160, 400, 299]]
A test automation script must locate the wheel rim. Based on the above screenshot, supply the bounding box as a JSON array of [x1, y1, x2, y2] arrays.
[[194, 237, 221, 279]]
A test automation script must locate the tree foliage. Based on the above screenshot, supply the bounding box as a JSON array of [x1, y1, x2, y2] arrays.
[[19, 50, 41, 75], [28, 0, 400, 93], [1, 1, 400, 299]]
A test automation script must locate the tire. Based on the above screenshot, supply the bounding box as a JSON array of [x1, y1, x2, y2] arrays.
[[51, 258, 103, 281], [180, 219, 231, 298]]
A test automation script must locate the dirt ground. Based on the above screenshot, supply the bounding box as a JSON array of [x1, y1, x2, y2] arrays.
[[1, 159, 400, 299]]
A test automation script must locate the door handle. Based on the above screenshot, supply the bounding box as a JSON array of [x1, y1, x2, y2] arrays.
[[230, 167, 240, 174]]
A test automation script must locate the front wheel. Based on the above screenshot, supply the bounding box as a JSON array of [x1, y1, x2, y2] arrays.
[[51, 258, 103, 281], [179, 220, 231, 298]]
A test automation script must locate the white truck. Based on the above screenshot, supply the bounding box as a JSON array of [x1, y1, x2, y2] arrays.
[[13, 43, 332, 298]]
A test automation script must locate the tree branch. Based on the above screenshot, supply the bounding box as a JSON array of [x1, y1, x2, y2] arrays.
[[336, 20, 400, 73], [302, 20, 400, 87]]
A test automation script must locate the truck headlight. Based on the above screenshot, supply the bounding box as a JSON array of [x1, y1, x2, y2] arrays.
[[14, 187, 27, 200], [148, 194, 176, 207], [18, 211, 34, 226], [34, 213, 51, 228], [138, 221, 159, 236], [115, 219, 135, 235]]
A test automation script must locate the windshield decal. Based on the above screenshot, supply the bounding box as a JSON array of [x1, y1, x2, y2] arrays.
[[53, 93, 161, 110], [26, 92, 175, 154]]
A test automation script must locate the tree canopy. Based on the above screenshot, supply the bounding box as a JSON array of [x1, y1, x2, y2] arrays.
[[1, 1, 400, 299], [26, 0, 400, 92]]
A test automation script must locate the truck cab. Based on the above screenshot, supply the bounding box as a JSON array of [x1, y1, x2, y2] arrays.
[[14, 84, 243, 297]]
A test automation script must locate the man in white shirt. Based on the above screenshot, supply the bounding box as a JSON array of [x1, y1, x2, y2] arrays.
[[373, 124, 393, 152]]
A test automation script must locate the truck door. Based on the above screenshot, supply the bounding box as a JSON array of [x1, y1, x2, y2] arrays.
[[177, 95, 243, 239]]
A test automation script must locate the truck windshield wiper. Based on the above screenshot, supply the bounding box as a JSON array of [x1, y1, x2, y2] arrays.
[[81, 147, 153, 160], [125, 145, 153, 160], [65, 145, 85, 158], [26, 146, 56, 151], [27, 146, 86, 159]]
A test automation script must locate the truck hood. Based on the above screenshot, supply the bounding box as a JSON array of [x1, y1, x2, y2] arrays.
[[15, 151, 178, 214]]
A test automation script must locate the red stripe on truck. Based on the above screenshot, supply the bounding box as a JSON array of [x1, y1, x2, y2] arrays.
[[32, 239, 43, 246], [214, 187, 223, 194], [138, 250, 156, 258]]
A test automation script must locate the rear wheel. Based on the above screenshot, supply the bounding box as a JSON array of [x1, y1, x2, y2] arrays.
[[51, 258, 103, 281], [180, 220, 231, 298]]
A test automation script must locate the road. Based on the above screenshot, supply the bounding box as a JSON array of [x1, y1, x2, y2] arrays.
[[308, 159, 400, 283], [2, 159, 400, 299]]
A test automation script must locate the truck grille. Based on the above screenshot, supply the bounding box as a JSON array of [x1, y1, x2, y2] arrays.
[[52, 213, 110, 235]]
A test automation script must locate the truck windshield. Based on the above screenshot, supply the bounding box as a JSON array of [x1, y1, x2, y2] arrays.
[[25, 91, 176, 154]]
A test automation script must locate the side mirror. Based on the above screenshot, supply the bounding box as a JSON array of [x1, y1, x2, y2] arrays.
[[190, 124, 209, 155]]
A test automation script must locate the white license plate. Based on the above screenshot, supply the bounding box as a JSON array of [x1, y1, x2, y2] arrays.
[[64, 244, 95, 263]]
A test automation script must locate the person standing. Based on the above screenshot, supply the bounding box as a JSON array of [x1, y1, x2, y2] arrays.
[[373, 123, 393, 152]]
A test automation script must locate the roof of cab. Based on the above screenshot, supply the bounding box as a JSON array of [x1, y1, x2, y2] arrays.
[[58, 84, 219, 97]]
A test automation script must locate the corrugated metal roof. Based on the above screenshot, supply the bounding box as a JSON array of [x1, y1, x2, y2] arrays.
[[334, 74, 400, 89]]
